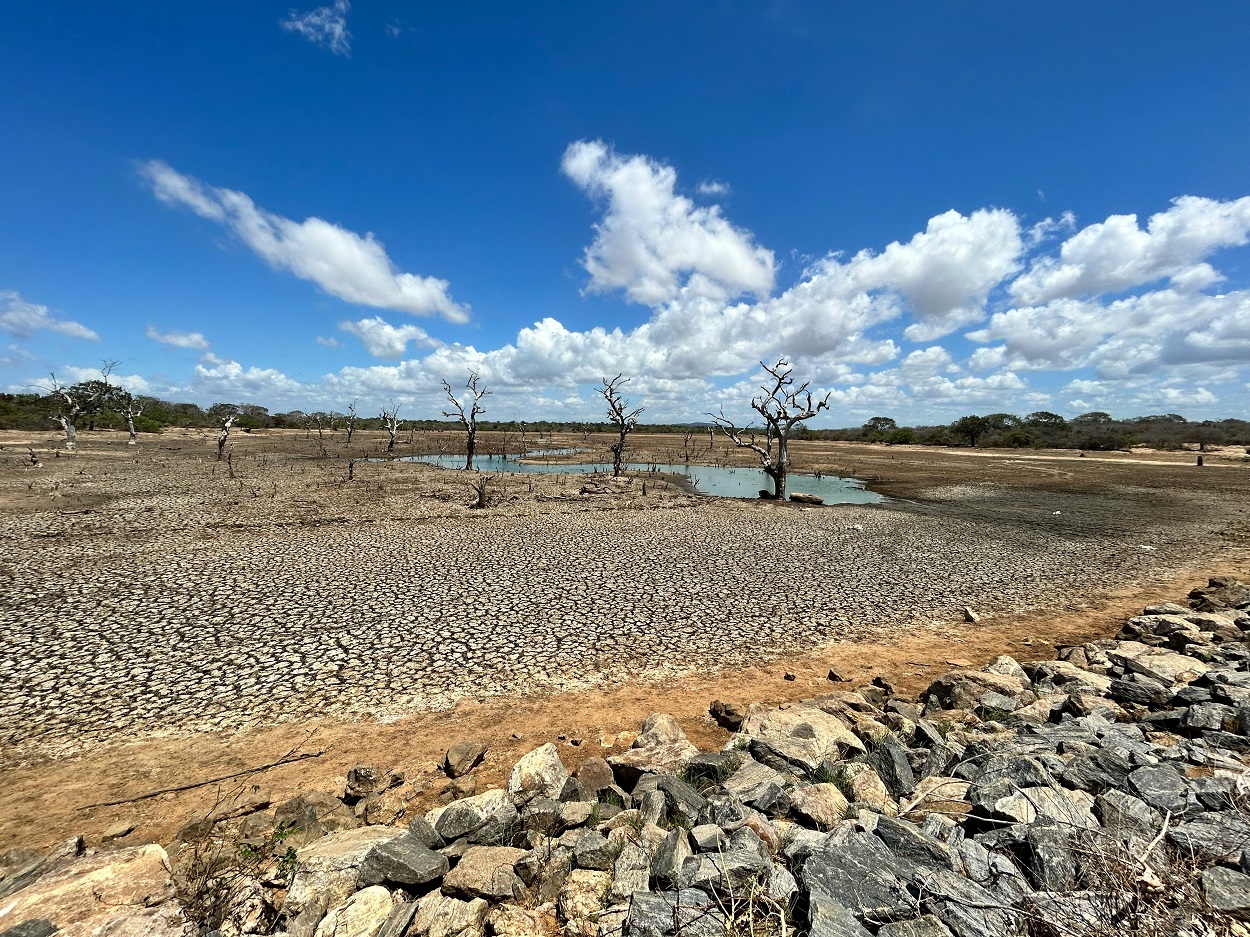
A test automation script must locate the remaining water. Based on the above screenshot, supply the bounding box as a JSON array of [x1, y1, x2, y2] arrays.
[[405, 452, 883, 504]]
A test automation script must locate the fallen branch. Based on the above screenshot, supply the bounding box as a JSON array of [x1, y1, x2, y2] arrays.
[[77, 749, 324, 810]]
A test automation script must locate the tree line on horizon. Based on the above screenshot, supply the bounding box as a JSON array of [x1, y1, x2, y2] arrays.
[[2, 381, 1247, 453]]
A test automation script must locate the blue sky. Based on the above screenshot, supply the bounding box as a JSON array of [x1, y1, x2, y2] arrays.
[[3, 2, 1249, 425]]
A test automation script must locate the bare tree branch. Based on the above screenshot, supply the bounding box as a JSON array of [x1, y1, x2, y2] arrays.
[[601, 373, 644, 478], [708, 358, 830, 500], [442, 370, 490, 471]]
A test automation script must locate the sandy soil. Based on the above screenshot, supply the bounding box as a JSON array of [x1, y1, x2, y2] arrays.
[[1, 428, 1247, 852]]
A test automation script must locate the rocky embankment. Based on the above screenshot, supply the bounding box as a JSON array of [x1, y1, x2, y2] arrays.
[[6, 576, 1250, 937]]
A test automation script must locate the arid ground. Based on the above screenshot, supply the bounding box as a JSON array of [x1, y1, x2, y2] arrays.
[[2, 427, 1248, 851]]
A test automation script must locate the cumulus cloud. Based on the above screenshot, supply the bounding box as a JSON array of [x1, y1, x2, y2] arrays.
[[561, 140, 775, 305], [139, 161, 468, 323], [281, 0, 351, 56], [1011, 195, 1250, 304], [0, 291, 98, 341], [145, 325, 210, 350], [339, 316, 441, 359], [697, 180, 730, 196], [193, 353, 306, 400]]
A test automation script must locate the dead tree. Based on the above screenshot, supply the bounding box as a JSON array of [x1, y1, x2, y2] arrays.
[[380, 404, 402, 454], [122, 398, 144, 445], [468, 473, 495, 509], [442, 370, 490, 471], [344, 402, 358, 445], [217, 413, 237, 461], [45, 361, 120, 450], [710, 358, 830, 501], [517, 420, 528, 456], [601, 374, 644, 478]]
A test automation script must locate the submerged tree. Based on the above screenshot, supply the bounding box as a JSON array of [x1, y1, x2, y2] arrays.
[[380, 403, 402, 454], [45, 360, 123, 450], [710, 358, 830, 501], [442, 370, 490, 470], [601, 373, 644, 478]]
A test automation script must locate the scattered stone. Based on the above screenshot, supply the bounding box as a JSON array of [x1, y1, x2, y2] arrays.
[[444, 740, 488, 778], [1202, 865, 1250, 920], [356, 833, 449, 888], [508, 744, 568, 805], [441, 845, 527, 901]]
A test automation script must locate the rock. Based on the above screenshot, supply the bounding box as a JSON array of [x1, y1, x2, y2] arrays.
[[924, 670, 1027, 711], [558, 801, 596, 828], [558, 869, 612, 937], [445, 740, 488, 778], [962, 607, 980, 623], [432, 789, 513, 841], [804, 830, 916, 921], [101, 821, 136, 843], [377, 901, 418, 937], [1203, 865, 1250, 920], [573, 757, 615, 792], [441, 845, 527, 901], [843, 762, 897, 815], [508, 744, 569, 806], [624, 888, 727, 936], [877, 916, 956, 937], [357, 833, 449, 888], [902, 776, 971, 816], [652, 828, 694, 888], [1127, 764, 1189, 814], [790, 492, 823, 504], [873, 816, 955, 870], [407, 816, 446, 850], [709, 699, 746, 730], [608, 841, 652, 901], [408, 889, 488, 937], [285, 827, 403, 925], [681, 834, 772, 896], [1024, 826, 1077, 891], [1092, 790, 1160, 839], [485, 904, 559, 937], [344, 765, 386, 802], [0, 844, 182, 936], [790, 783, 850, 830], [314, 885, 395, 937], [1110, 646, 1211, 685], [720, 758, 787, 809], [870, 739, 916, 799], [808, 897, 874, 936], [1060, 749, 1133, 793], [1169, 811, 1250, 862], [571, 831, 617, 871], [737, 706, 865, 774], [275, 792, 360, 843], [607, 714, 699, 788], [690, 824, 728, 853]]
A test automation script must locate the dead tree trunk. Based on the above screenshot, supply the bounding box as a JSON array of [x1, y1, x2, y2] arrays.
[[124, 402, 143, 445], [345, 402, 357, 445], [601, 373, 644, 478], [442, 371, 490, 471], [217, 415, 236, 461], [710, 358, 830, 501], [380, 405, 402, 454]]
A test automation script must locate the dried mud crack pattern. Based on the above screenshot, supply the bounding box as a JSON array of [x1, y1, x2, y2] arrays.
[[1, 485, 1238, 762]]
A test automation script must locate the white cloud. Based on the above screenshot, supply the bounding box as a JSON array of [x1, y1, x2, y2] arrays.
[[145, 325, 210, 350], [281, 0, 351, 56], [56, 364, 153, 395], [0, 291, 98, 341], [843, 208, 1023, 342], [697, 180, 730, 196], [339, 316, 441, 358], [139, 161, 468, 323], [193, 353, 306, 400], [1010, 195, 1250, 304], [316, 335, 343, 347], [561, 140, 775, 305]]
